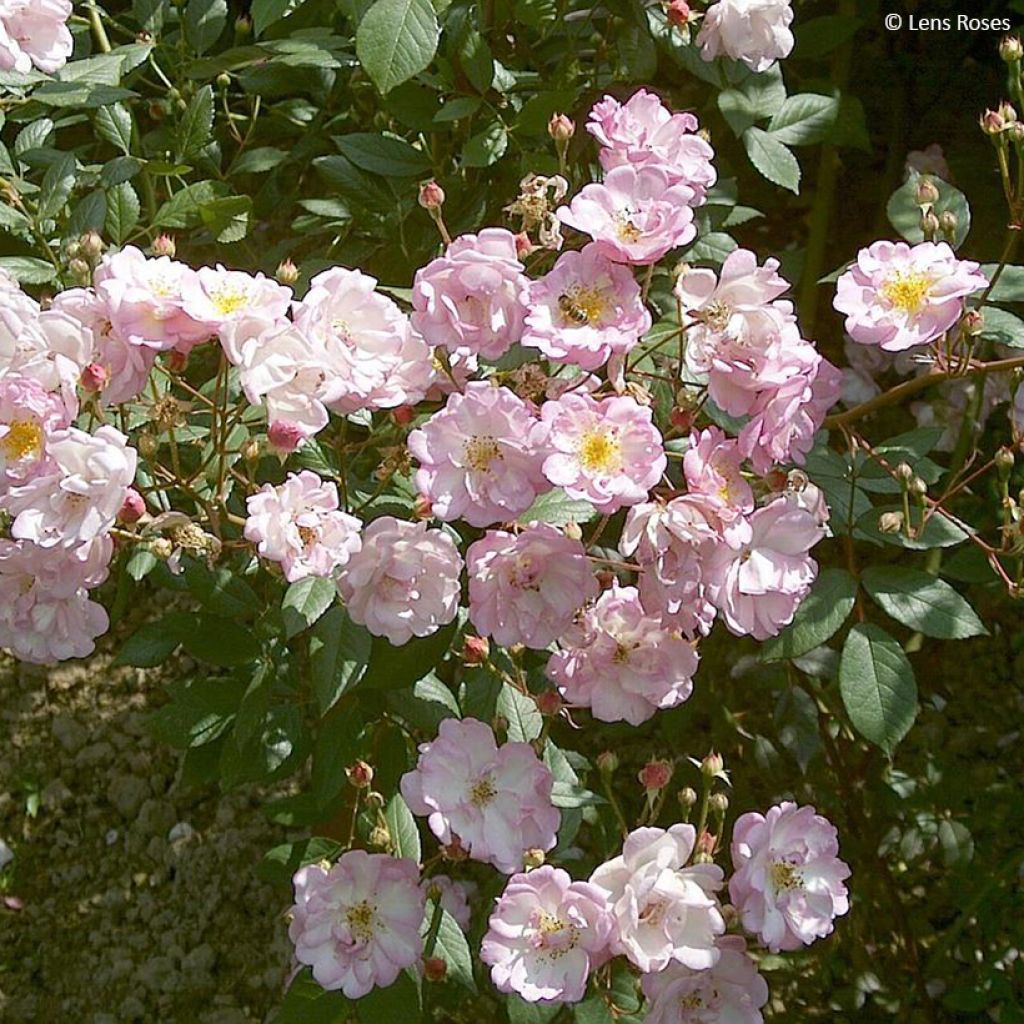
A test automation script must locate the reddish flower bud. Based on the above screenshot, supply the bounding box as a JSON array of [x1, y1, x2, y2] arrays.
[[547, 113, 575, 143], [151, 234, 176, 258], [638, 759, 673, 792], [442, 837, 468, 862], [267, 420, 304, 454], [414, 493, 433, 520], [596, 569, 617, 590], [669, 407, 694, 432], [391, 405, 415, 426], [118, 488, 146, 524], [346, 760, 374, 789], [80, 362, 108, 393], [514, 231, 535, 259], [275, 258, 299, 286], [165, 349, 189, 374], [418, 180, 446, 210], [665, 0, 691, 27], [423, 957, 447, 983], [535, 690, 563, 716], [461, 634, 490, 666]]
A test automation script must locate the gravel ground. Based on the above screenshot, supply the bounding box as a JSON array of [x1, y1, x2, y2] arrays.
[[0, 653, 293, 1024]]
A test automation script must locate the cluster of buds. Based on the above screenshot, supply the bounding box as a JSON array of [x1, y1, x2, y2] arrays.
[[981, 101, 1024, 143], [66, 230, 105, 285], [504, 173, 568, 251], [914, 176, 958, 242]]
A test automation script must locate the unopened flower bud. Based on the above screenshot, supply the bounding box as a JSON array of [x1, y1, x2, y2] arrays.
[[369, 826, 391, 849], [996, 446, 1015, 478], [275, 258, 299, 286], [914, 177, 940, 207], [80, 230, 104, 260], [346, 760, 374, 788], [879, 510, 904, 534], [1002, 35, 1024, 62], [165, 349, 188, 374], [418, 180, 446, 210], [137, 433, 158, 460], [700, 751, 725, 781], [523, 848, 546, 869], [596, 750, 619, 775], [910, 477, 928, 497], [118, 488, 146, 524], [962, 309, 985, 336], [241, 437, 261, 463], [267, 420, 304, 455], [151, 234, 176, 258], [665, 0, 691, 27], [461, 634, 490, 666], [981, 108, 1006, 134], [423, 957, 447, 983], [442, 837, 467, 862], [364, 791, 386, 810], [535, 690, 563, 716], [638, 759, 673, 792], [709, 792, 729, 815], [1000, 101, 1018, 124], [548, 113, 575, 143], [391, 405, 414, 426], [920, 210, 940, 238], [938, 210, 958, 237], [514, 231, 534, 259], [764, 468, 788, 492], [66, 240, 81, 260], [563, 519, 582, 541], [696, 830, 716, 860], [68, 258, 91, 285], [1009, 122, 1024, 145], [670, 407, 694, 432], [234, 13, 252, 36], [596, 569, 617, 590], [895, 462, 914, 483], [414, 493, 433, 520], [216, 71, 231, 90], [786, 468, 809, 492], [80, 362, 108, 393]]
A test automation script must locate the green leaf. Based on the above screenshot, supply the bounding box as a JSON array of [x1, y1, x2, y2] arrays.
[[860, 567, 987, 639], [201, 194, 252, 243], [283, 576, 336, 638], [272, 968, 351, 1024], [232, 146, 287, 174], [146, 675, 245, 749], [508, 999, 562, 1024], [182, 615, 259, 666], [462, 120, 508, 167], [384, 794, 421, 862], [356, 0, 440, 95], [177, 84, 215, 160], [887, 170, 970, 249], [433, 96, 482, 123], [251, 0, 309, 36], [0, 257, 57, 284], [39, 152, 77, 219], [333, 132, 431, 177], [358, 969, 421, 1024], [573, 994, 614, 1024], [184, 561, 261, 618], [979, 263, 1024, 302], [978, 306, 1024, 348], [423, 907, 475, 990], [258, 837, 342, 887], [717, 66, 786, 135], [105, 180, 140, 243], [794, 14, 862, 59], [839, 623, 918, 754], [497, 683, 542, 742], [312, 706, 364, 805], [855, 505, 969, 550], [743, 127, 800, 193], [364, 618, 456, 690], [153, 179, 230, 228], [762, 568, 859, 661], [115, 613, 190, 667], [517, 489, 599, 526], [687, 231, 737, 264], [310, 605, 372, 713], [185, 0, 228, 54], [95, 103, 133, 154], [458, 28, 493, 93], [767, 93, 839, 146]]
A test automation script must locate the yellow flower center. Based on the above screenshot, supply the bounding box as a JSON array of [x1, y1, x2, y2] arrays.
[[470, 774, 497, 806], [297, 525, 318, 549], [881, 270, 932, 314], [615, 216, 642, 243], [701, 299, 733, 331], [1, 418, 43, 462], [345, 901, 376, 941], [210, 285, 249, 316], [770, 860, 803, 891], [558, 286, 606, 327], [679, 994, 705, 1010], [577, 430, 621, 474], [464, 435, 502, 472]]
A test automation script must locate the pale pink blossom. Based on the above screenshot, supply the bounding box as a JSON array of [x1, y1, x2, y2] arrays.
[[288, 851, 424, 998], [400, 717, 559, 874], [537, 392, 666, 513], [729, 802, 851, 953], [244, 471, 362, 582], [180, 264, 292, 340], [557, 166, 696, 265], [0, 308, 94, 399], [0, 0, 73, 74], [481, 865, 613, 1003], [0, 373, 72, 489], [586, 90, 717, 200], [697, 0, 795, 73], [683, 426, 754, 517], [834, 240, 987, 352], [411, 228, 529, 360], [703, 497, 824, 640], [5, 425, 137, 549], [421, 875, 474, 932], [547, 584, 699, 725], [0, 537, 111, 663], [641, 935, 769, 1024], [521, 244, 652, 370], [295, 267, 434, 413], [467, 523, 598, 649], [336, 517, 462, 646], [93, 246, 210, 352], [589, 825, 725, 973]]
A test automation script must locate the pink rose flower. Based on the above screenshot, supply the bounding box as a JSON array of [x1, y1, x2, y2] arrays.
[[729, 802, 851, 952], [641, 935, 769, 1024], [557, 166, 697, 265], [180, 264, 292, 340], [521, 244, 652, 370], [289, 851, 424, 998], [537, 392, 666, 513], [244, 471, 362, 583], [0, 373, 72, 489], [408, 382, 549, 527], [4, 425, 137, 549], [834, 240, 987, 352], [547, 584, 699, 725], [0, 537, 111, 663], [411, 228, 529, 360], [683, 426, 754, 517], [590, 825, 725, 973], [481, 865, 613, 1003], [0, 0, 73, 74], [93, 246, 210, 353], [294, 267, 434, 413], [467, 522, 598, 649], [587, 89, 717, 201], [400, 717, 560, 874], [336, 516, 462, 646], [0, 308, 94, 400], [703, 497, 824, 640], [697, 0, 795, 73]]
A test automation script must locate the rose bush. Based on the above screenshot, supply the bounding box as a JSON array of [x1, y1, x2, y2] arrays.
[[1, 0, 1023, 1020]]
